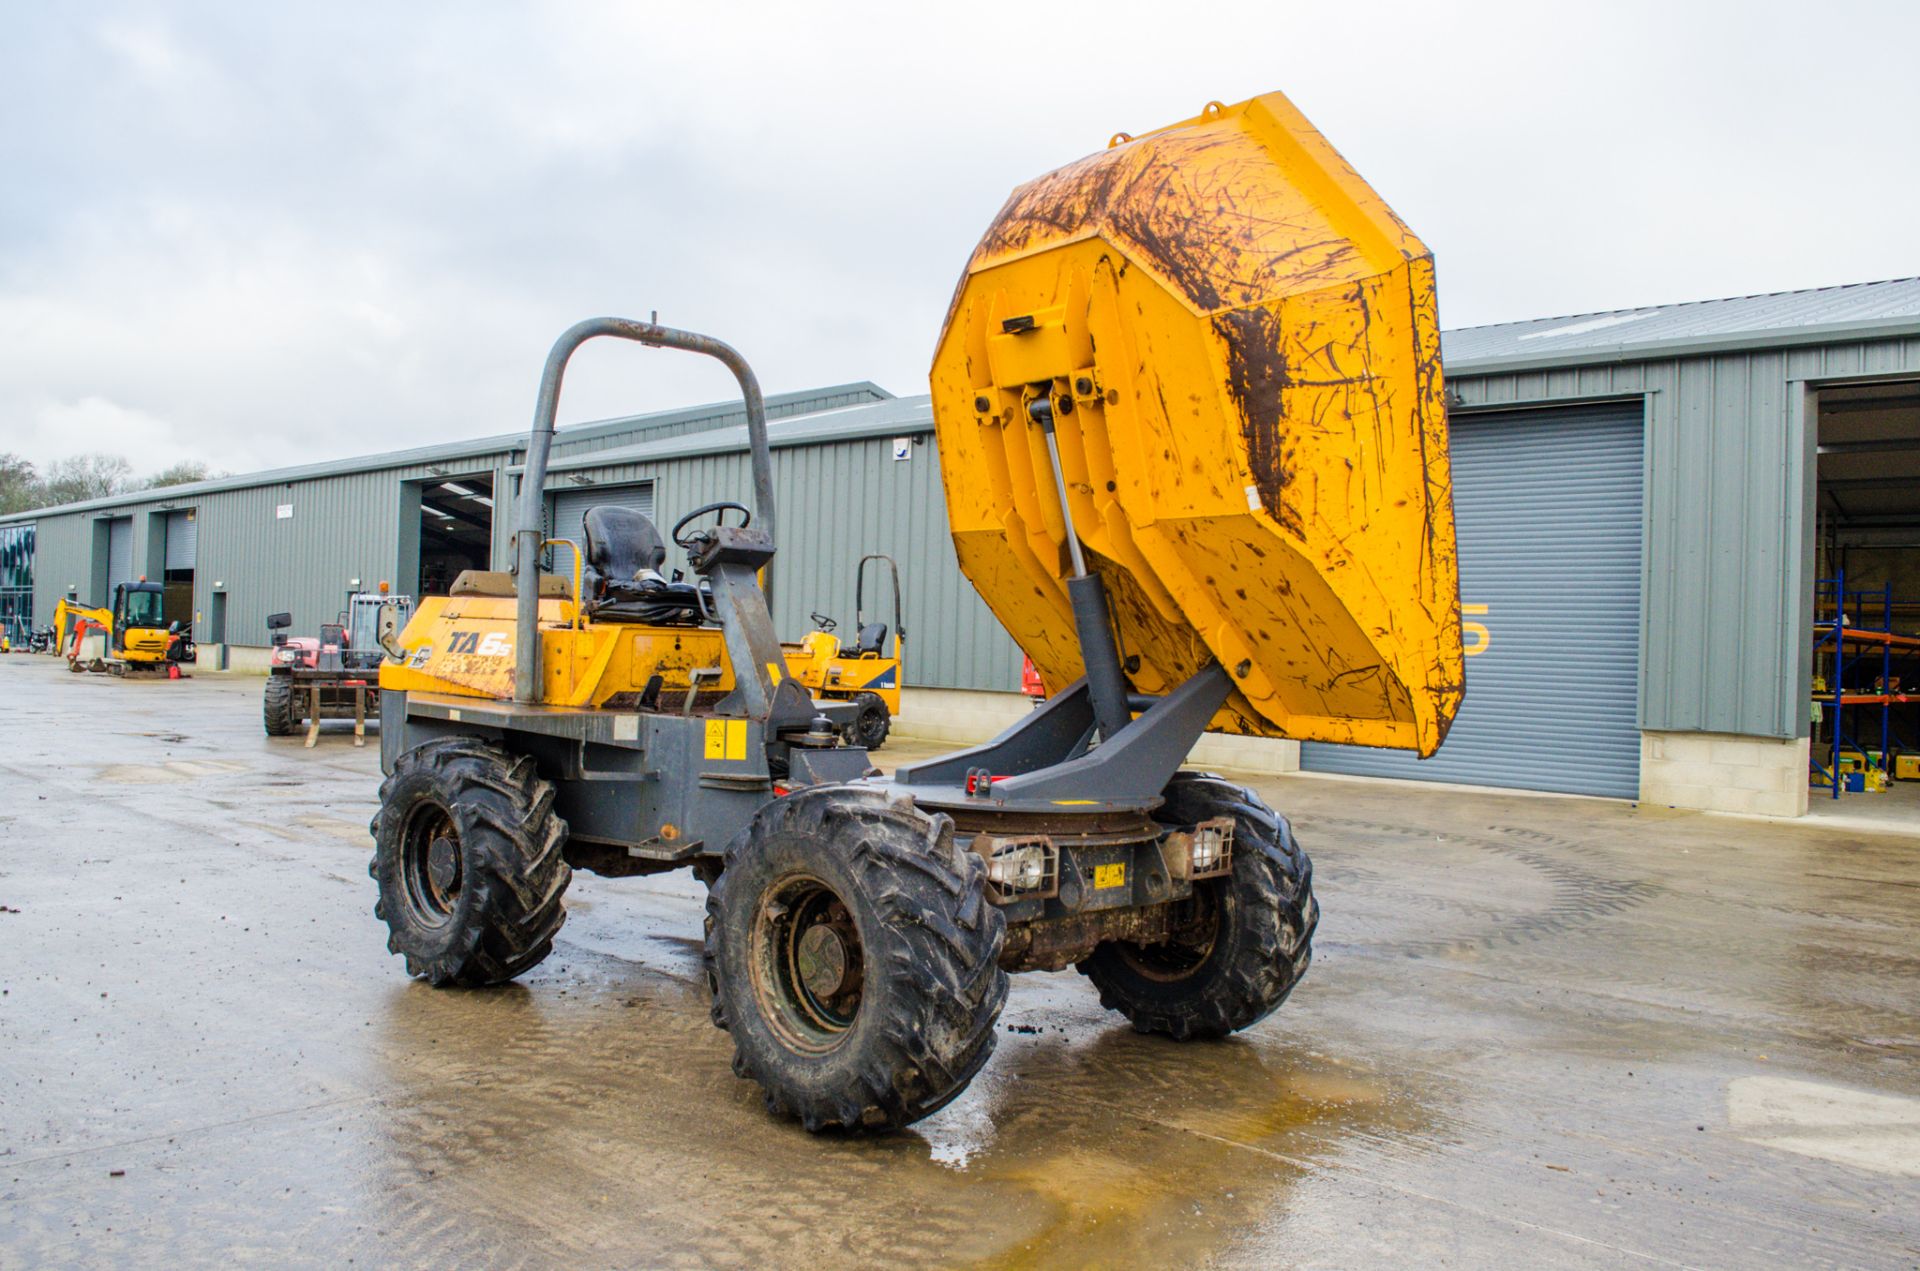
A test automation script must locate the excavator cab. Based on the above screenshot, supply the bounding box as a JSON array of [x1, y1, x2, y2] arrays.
[[113, 580, 192, 668], [112, 581, 167, 642]]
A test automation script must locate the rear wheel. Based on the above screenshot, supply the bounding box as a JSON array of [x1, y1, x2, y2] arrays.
[[262, 675, 296, 736], [1078, 773, 1316, 1040], [705, 788, 1006, 1131], [850, 692, 890, 750], [368, 738, 571, 986]]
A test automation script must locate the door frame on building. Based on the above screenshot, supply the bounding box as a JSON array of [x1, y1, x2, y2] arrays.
[[399, 472, 501, 599], [1794, 369, 1920, 754]]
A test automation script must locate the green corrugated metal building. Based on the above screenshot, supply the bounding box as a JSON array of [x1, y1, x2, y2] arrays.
[[7, 278, 1920, 816]]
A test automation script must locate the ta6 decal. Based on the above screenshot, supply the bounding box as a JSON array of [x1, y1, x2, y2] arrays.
[[446, 630, 513, 657]]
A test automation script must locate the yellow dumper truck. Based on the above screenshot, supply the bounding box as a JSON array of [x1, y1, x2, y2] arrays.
[[362, 90, 1461, 1132]]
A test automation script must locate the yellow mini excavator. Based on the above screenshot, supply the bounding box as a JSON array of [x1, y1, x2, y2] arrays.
[[54, 581, 194, 676], [365, 90, 1462, 1133]]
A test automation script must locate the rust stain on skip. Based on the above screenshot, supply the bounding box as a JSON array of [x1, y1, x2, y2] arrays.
[[1212, 306, 1303, 537]]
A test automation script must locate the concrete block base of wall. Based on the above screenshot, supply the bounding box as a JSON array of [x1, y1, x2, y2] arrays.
[[1640, 731, 1810, 818], [196, 644, 274, 674], [893, 688, 1302, 776]]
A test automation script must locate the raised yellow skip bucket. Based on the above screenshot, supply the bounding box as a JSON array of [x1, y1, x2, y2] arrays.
[[930, 91, 1462, 754]]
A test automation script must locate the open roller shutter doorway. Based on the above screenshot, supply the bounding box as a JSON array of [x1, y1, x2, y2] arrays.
[[1301, 400, 1645, 799]]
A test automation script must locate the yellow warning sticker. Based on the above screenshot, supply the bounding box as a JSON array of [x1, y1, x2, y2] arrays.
[[766, 661, 784, 686], [703, 719, 726, 760], [1093, 863, 1126, 889], [725, 718, 749, 761]]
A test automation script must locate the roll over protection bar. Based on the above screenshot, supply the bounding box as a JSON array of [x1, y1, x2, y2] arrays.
[[513, 318, 774, 704]]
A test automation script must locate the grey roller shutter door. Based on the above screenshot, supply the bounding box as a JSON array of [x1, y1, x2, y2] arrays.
[[1301, 401, 1645, 799], [106, 517, 133, 595], [547, 484, 655, 569], [164, 509, 197, 570]]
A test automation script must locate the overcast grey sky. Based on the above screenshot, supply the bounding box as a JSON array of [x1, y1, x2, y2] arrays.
[[4, 1, 1916, 476]]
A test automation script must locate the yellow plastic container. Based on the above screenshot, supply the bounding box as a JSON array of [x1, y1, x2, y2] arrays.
[[930, 92, 1462, 753]]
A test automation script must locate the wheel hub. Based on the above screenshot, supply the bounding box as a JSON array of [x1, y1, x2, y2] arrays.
[[796, 924, 849, 999], [427, 835, 461, 895], [752, 876, 866, 1053]]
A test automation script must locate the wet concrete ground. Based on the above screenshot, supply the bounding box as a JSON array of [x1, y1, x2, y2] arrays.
[[2, 655, 1917, 1268]]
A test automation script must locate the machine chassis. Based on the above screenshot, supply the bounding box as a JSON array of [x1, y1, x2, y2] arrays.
[[366, 316, 1318, 1133]]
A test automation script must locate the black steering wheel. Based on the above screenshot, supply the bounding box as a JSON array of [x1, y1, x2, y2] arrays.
[[671, 501, 751, 549], [811, 611, 837, 633]]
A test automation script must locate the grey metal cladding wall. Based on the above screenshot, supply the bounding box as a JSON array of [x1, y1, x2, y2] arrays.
[[1452, 333, 1920, 739], [563, 433, 1024, 692], [195, 453, 511, 646], [1302, 403, 1645, 797], [28, 514, 90, 617], [548, 387, 886, 460], [26, 451, 511, 649]]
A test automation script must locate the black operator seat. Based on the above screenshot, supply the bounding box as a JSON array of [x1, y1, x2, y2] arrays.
[[854, 622, 889, 656], [581, 506, 710, 626]]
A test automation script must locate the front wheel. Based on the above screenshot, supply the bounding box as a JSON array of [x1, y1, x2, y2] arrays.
[[1078, 773, 1316, 1040], [368, 739, 571, 986], [705, 789, 1007, 1132], [262, 675, 296, 736]]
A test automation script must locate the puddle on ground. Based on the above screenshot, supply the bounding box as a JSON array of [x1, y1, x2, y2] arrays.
[[1728, 1074, 1920, 1178], [912, 1026, 1433, 1269], [294, 814, 377, 842], [349, 943, 1441, 1269], [95, 759, 250, 784]]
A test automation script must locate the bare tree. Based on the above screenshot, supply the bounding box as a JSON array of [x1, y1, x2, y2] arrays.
[[139, 461, 216, 491], [0, 453, 38, 515], [0, 453, 222, 512], [41, 454, 134, 506]]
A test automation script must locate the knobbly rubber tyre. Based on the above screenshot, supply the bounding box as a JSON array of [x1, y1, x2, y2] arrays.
[[705, 788, 1007, 1132], [851, 692, 890, 751], [1078, 773, 1316, 1040], [262, 674, 296, 736], [368, 738, 570, 987]]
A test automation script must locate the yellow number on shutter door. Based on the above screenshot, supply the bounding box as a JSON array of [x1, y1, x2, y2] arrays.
[[1463, 603, 1491, 657]]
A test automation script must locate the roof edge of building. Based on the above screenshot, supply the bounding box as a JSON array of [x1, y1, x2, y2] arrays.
[[1443, 276, 1920, 338], [529, 396, 937, 474], [1446, 314, 1920, 380], [0, 382, 894, 524]]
